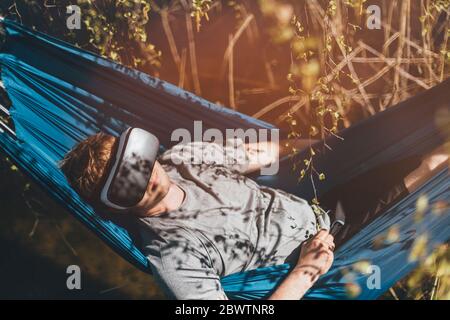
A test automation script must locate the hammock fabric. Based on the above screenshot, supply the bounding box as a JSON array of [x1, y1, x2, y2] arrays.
[[0, 19, 448, 300]]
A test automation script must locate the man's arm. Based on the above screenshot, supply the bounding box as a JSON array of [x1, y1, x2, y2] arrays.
[[404, 145, 449, 192], [242, 138, 317, 174], [268, 230, 334, 300], [217, 230, 334, 301]]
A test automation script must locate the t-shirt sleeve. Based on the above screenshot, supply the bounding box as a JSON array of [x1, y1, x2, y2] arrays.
[[159, 139, 251, 174], [141, 226, 228, 300]]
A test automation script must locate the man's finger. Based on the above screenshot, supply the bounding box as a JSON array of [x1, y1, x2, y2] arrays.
[[315, 229, 330, 241], [314, 247, 333, 263], [314, 239, 334, 252], [324, 234, 335, 251], [326, 234, 334, 244]]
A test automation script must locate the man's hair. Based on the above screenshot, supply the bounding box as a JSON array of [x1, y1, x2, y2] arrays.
[[59, 132, 116, 203]]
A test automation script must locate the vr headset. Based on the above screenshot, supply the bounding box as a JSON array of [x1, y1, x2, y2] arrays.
[[100, 128, 160, 210]]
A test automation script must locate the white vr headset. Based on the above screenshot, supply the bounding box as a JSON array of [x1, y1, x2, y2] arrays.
[[100, 127, 160, 210]]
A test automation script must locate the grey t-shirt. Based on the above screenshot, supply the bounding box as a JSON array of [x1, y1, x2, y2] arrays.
[[137, 140, 329, 299]]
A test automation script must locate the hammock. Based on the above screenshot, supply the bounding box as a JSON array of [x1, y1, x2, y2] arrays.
[[0, 19, 448, 300]]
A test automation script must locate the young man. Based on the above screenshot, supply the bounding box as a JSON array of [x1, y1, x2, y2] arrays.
[[60, 129, 448, 300]]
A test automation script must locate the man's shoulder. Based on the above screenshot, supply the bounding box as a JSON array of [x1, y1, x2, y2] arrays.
[[137, 217, 204, 250]]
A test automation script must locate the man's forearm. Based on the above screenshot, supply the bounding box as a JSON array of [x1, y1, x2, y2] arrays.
[[404, 147, 449, 192], [267, 267, 316, 300], [243, 139, 316, 174]]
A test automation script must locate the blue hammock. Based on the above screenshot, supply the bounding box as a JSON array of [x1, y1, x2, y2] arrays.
[[0, 19, 449, 300]]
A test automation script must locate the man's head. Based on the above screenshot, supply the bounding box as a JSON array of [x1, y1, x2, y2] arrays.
[[60, 132, 171, 216]]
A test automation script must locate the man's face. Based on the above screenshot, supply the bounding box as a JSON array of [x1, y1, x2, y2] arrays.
[[131, 161, 171, 216]]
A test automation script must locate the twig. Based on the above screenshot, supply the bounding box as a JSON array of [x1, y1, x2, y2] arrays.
[[309, 168, 318, 201], [430, 274, 440, 300], [331, 93, 351, 128], [184, 6, 202, 95], [161, 8, 182, 72], [393, 0, 409, 103], [220, 14, 254, 78], [54, 223, 78, 257], [309, 0, 376, 115], [240, 3, 257, 46], [439, 15, 449, 81], [321, 46, 364, 84], [200, 72, 280, 88], [29, 217, 39, 238], [358, 64, 393, 90], [23, 197, 42, 238], [383, 0, 397, 57], [351, 57, 431, 64], [389, 287, 400, 300], [228, 34, 236, 110], [383, 32, 399, 53], [178, 47, 187, 89], [99, 283, 128, 295], [276, 98, 309, 125], [9, 2, 22, 23], [383, 22, 441, 59], [358, 41, 432, 90], [263, 50, 276, 90], [252, 96, 303, 119]]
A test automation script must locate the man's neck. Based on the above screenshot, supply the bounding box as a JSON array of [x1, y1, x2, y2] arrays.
[[147, 183, 185, 216]]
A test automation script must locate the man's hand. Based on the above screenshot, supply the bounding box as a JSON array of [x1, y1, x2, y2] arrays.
[[268, 229, 335, 300], [294, 230, 335, 283]]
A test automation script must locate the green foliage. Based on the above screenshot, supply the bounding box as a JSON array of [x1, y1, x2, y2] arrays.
[[79, 0, 161, 69], [192, 0, 213, 31], [0, 0, 161, 70]]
